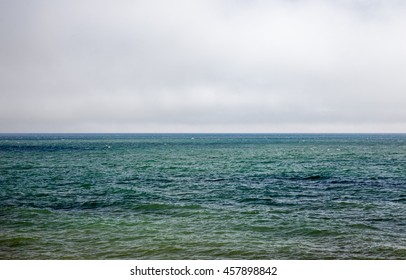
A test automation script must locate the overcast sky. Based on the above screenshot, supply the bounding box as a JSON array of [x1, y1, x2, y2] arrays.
[[1, 0, 406, 133]]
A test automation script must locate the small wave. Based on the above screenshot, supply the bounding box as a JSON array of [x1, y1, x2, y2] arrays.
[[288, 227, 340, 237], [13, 164, 36, 170], [240, 210, 260, 215], [133, 203, 203, 212], [78, 200, 105, 209], [328, 179, 354, 185], [238, 197, 275, 206], [206, 178, 226, 182], [276, 174, 331, 181], [349, 223, 378, 231], [392, 197, 406, 202], [81, 183, 92, 189], [304, 175, 324, 180]]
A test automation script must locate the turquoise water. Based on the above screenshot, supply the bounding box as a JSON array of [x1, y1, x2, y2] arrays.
[[0, 133, 405, 259]]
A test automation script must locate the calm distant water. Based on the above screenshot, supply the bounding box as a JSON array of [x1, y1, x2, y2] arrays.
[[0, 133, 405, 259]]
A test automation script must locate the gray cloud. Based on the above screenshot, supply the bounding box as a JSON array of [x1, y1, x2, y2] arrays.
[[1, 0, 406, 132]]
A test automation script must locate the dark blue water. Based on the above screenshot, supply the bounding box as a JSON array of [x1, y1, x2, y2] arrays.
[[0, 134, 405, 259]]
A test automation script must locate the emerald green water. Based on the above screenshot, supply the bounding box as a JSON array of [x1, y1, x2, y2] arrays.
[[0, 134, 405, 259]]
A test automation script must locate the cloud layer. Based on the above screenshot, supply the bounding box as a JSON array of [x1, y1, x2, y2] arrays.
[[1, 0, 406, 132]]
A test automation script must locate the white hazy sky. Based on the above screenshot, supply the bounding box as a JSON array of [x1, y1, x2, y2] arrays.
[[1, 0, 406, 133]]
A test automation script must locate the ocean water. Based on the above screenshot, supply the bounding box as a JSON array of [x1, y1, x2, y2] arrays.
[[0, 133, 405, 259]]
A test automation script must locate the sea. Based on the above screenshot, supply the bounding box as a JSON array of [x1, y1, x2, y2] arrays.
[[0, 133, 405, 259]]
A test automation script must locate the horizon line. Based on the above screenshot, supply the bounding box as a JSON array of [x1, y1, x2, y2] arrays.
[[1, 132, 405, 135]]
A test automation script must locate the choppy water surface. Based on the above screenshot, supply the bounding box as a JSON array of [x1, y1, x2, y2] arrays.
[[0, 134, 405, 259]]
